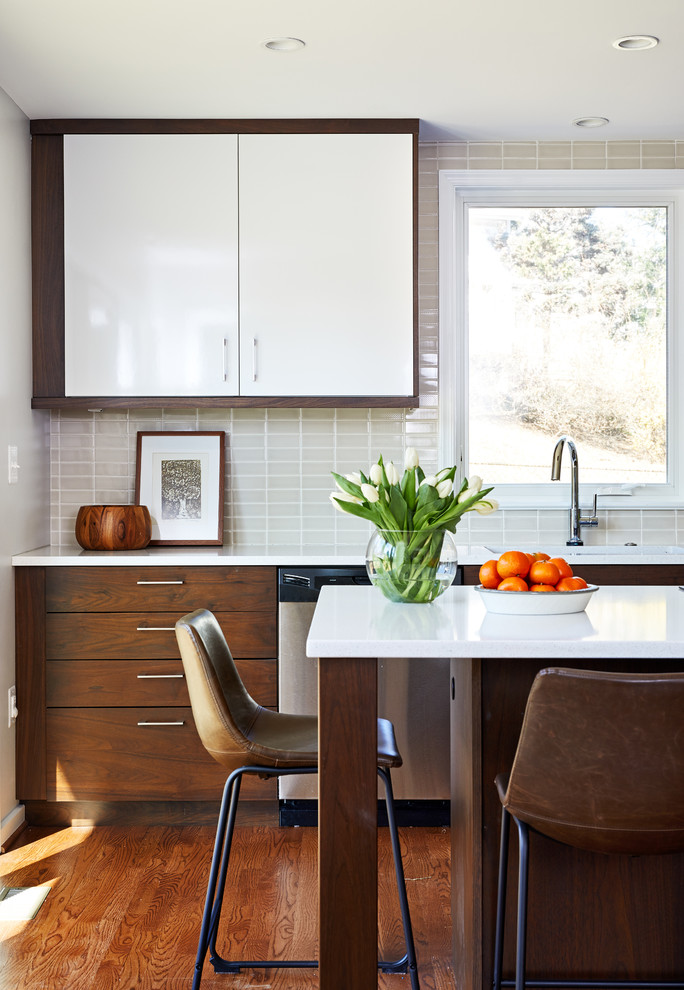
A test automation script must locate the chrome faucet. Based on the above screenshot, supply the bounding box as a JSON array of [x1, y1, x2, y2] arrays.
[[551, 435, 598, 546]]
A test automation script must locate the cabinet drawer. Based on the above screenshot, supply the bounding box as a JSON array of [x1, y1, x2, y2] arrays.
[[46, 659, 277, 708], [46, 708, 275, 801], [46, 566, 276, 612], [46, 610, 276, 659]]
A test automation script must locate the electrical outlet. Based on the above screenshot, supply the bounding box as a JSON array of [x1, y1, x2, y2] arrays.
[[8, 685, 17, 728]]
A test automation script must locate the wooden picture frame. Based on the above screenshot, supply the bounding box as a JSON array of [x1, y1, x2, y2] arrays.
[[135, 431, 225, 546]]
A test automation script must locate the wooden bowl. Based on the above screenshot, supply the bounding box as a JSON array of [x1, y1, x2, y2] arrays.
[[75, 505, 152, 551]]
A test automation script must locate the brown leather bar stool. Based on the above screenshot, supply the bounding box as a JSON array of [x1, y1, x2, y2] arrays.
[[175, 608, 419, 990], [493, 667, 684, 990]]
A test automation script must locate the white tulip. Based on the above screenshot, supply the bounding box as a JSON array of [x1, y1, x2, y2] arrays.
[[458, 487, 478, 503], [436, 479, 453, 498], [435, 467, 451, 482], [467, 475, 483, 493], [346, 472, 362, 484], [369, 463, 383, 485], [420, 475, 437, 488], [474, 498, 498, 515], [404, 447, 419, 470], [386, 462, 400, 485], [360, 483, 380, 503], [329, 492, 362, 510]]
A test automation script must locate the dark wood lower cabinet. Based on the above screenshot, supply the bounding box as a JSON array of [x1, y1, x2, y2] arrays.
[[452, 655, 684, 990], [15, 564, 278, 823], [463, 562, 684, 586], [45, 707, 266, 801]]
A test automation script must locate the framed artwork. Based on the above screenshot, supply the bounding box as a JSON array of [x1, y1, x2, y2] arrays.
[[135, 431, 225, 546]]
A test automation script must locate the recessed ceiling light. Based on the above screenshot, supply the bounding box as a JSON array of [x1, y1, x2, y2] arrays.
[[263, 37, 306, 52], [572, 116, 610, 129], [613, 35, 659, 50]]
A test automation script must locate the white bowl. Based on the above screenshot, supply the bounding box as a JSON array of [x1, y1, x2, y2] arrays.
[[475, 584, 598, 615]]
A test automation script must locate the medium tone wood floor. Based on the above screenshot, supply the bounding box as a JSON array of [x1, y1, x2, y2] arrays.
[[0, 823, 452, 989]]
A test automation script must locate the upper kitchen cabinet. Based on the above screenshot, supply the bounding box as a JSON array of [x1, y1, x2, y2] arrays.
[[30, 119, 419, 409], [63, 133, 239, 397], [237, 132, 414, 398]]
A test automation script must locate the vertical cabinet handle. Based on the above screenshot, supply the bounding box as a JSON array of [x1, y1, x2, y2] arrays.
[[223, 337, 229, 382], [252, 337, 258, 381]]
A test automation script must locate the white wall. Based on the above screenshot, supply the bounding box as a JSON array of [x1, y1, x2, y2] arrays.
[[0, 87, 50, 844]]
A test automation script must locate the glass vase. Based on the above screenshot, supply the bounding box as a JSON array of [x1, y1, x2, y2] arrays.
[[365, 527, 458, 604]]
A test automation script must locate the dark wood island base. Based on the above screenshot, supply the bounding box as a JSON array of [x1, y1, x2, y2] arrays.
[[451, 656, 684, 990]]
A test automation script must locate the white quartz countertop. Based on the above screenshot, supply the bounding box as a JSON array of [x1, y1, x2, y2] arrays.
[[306, 584, 684, 660], [10, 544, 368, 566], [11, 543, 684, 567]]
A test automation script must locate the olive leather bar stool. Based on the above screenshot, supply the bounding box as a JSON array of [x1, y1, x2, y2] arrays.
[[175, 608, 420, 990], [493, 667, 684, 990]]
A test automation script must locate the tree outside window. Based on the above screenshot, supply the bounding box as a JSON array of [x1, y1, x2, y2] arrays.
[[467, 205, 667, 486]]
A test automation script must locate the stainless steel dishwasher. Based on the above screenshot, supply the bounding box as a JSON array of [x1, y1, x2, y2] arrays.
[[277, 564, 455, 825]]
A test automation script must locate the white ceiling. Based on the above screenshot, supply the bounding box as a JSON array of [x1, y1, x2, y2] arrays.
[[0, 0, 681, 141]]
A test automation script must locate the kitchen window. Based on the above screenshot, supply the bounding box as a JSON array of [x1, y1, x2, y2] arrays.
[[439, 170, 684, 508]]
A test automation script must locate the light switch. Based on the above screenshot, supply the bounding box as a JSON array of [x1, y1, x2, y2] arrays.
[[7, 445, 19, 484]]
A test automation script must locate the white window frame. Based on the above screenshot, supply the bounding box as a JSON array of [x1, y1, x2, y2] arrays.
[[438, 169, 684, 509]]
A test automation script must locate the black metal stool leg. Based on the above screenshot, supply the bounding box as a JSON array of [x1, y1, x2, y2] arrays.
[[378, 766, 421, 990], [514, 818, 530, 990], [193, 768, 242, 990], [207, 772, 243, 961], [493, 807, 511, 990], [194, 764, 420, 986]]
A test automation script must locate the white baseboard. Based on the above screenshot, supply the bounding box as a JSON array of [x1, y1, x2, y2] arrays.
[[1, 803, 26, 850]]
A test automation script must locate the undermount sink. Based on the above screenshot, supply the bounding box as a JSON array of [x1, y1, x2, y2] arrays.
[[484, 544, 684, 557]]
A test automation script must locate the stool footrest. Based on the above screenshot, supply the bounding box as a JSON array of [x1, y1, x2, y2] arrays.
[[209, 952, 411, 975]]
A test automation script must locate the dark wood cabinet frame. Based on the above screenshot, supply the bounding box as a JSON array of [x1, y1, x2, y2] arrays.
[[30, 117, 420, 410]]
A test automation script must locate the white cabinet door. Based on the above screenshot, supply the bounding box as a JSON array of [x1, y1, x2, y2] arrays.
[[238, 133, 415, 397], [64, 134, 239, 396]]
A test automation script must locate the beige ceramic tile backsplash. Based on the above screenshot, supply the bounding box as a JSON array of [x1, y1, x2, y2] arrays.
[[50, 140, 684, 549]]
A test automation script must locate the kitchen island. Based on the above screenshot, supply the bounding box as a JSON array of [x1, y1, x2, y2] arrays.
[[307, 584, 684, 990]]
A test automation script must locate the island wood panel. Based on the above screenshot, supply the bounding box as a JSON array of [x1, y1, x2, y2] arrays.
[[45, 610, 276, 660], [45, 564, 277, 613], [478, 657, 684, 987], [46, 658, 276, 708], [318, 656, 379, 989], [463, 563, 684, 586], [450, 658, 483, 990], [45, 706, 273, 801]]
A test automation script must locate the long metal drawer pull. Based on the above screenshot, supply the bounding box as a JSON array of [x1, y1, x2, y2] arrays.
[[136, 626, 176, 632], [136, 673, 184, 679], [137, 720, 185, 727], [136, 580, 184, 585]]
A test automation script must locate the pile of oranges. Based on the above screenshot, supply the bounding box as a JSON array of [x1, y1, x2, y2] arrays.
[[479, 550, 589, 592]]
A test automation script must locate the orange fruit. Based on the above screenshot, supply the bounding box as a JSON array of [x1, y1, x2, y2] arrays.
[[479, 559, 501, 589], [548, 556, 573, 580], [531, 551, 551, 561], [528, 560, 561, 587], [496, 551, 531, 580], [497, 576, 529, 591], [556, 576, 588, 591], [529, 583, 557, 592]]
